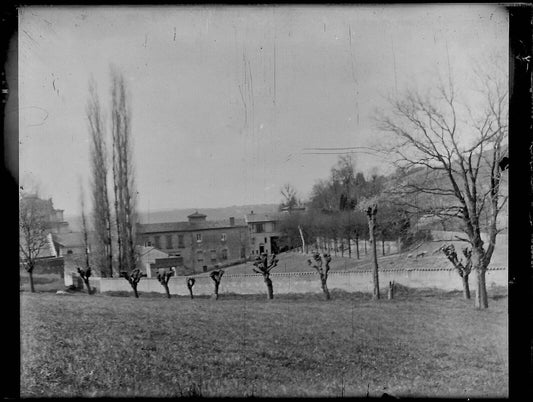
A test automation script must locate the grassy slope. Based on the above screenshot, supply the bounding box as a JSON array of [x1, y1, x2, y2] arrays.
[[21, 291, 508, 398], [212, 237, 507, 276]]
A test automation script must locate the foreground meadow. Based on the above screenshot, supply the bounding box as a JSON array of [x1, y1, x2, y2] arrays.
[[20, 289, 508, 397]]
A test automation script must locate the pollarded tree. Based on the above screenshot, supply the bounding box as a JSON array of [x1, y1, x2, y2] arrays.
[[209, 269, 224, 300], [186, 278, 195, 299], [307, 252, 332, 300], [78, 185, 93, 295], [251, 253, 279, 300], [77, 266, 93, 295], [377, 66, 507, 309], [120, 268, 146, 298], [157, 268, 174, 299], [441, 244, 473, 300]]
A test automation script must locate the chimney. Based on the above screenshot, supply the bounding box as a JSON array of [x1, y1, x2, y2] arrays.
[[229, 217, 235, 226]]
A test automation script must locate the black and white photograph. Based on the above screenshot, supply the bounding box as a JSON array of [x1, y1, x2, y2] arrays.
[[13, 3, 521, 398]]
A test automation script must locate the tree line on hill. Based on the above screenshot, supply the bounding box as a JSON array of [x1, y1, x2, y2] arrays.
[[277, 155, 430, 259]]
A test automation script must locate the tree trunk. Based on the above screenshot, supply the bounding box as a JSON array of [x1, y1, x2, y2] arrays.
[[462, 274, 471, 300], [29, 269, 35, 293], [348, 236, 351, 258], [264, 276, 274, 300], [355, 236, 360, 259], [163, 283, 170, 299], [214, 282, 220, 300], [83, 279, 92, 295], [387, 281, 394, 300], [298, 225, 306, 254], [369, 221, 380, 300], [341, 239, 344, 257], [364, 239, 367, 256], [188, 288, 194, 299], [321, 277, 331, 300], [132, 284, 139, 298], [474, 269, 488, 309], [382, 238, 385, 256]]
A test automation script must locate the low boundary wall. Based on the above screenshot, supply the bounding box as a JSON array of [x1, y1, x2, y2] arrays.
[[95, 267, 507, 296]]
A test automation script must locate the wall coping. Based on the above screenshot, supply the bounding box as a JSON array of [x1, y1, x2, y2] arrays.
[[95, 266, 507, 281]]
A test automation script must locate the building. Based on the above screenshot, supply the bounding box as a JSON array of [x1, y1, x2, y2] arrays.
[[136, 212, 249, 274], [19, 194, 70, 276], [21, 194, 70, 234], [245, 211, 284, 256]]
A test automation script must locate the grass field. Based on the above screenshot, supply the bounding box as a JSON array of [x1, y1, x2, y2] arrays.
[[20, 288, 508, 398]]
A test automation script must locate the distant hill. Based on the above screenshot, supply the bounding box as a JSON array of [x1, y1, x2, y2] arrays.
[[137, 204, 279, 224], [64, 203, 279, 231]]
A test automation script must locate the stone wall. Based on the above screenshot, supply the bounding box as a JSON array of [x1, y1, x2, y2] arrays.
[[96, 267, 507, 296]]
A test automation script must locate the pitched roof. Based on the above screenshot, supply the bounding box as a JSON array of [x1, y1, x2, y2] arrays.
[[187, 211, 207, 219], [137, 218, 247, 234]]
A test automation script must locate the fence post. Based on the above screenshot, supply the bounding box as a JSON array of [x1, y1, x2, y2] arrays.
[[388, 281, 395, 300]]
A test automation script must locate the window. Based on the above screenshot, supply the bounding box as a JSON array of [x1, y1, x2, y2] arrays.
[[221, 249, 228, 260], [178, 235, 184, 248], [255, 223, 264, 233], [210, 249, 217, 262], [196, 233, 202, 243], [145, 241, 152, 247], [154, 235, 161, 249], [67, 249, 73, 255], [196, 250, 204, 263], [221, 233, 227, 242], [166, 235, 173, 249], [264, 237, 267, 244]]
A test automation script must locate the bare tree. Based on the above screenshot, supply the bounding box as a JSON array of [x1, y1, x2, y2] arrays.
[[157, 268, 174, 299], [280, 183, 299, 211], [377, 69, 507, 309], [77, 266, 93, 295], [87, 77, 114, 277], [111, 67, 138, 273], [251, 253, 279, 299], [186, 278, 195, 299], [307, 252, 332, 300], [359, 197, 380, 300], [120, 268, 146, 298], [209, 269, 224, 300], [19, 193, 50, 293], [441, 244, 472, 299], [79, 184, 93, 294]]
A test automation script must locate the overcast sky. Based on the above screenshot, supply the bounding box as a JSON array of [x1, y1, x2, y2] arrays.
[[18, 5, 508, 216]]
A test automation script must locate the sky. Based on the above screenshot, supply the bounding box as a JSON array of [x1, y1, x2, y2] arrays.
[[18, 5, 508, 216]]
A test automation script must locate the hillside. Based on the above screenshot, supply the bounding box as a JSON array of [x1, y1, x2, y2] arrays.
[[64, 203, 279, 231]]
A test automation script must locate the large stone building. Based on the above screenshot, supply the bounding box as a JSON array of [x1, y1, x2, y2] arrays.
[[136, 212, 249, 275]]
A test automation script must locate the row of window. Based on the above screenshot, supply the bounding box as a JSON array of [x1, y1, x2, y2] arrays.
[[196, 249, 228, 263], [147, 233, 227, 249], [249, 223, 277, 233]]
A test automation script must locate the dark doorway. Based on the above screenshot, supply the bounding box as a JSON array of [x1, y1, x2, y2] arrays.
[[259, 245, 265, 254], [270, 236, 280, 254]]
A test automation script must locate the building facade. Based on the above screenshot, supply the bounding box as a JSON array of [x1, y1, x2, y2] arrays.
[[136, 212, 249, 275], [245, 211, 284, 256]]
